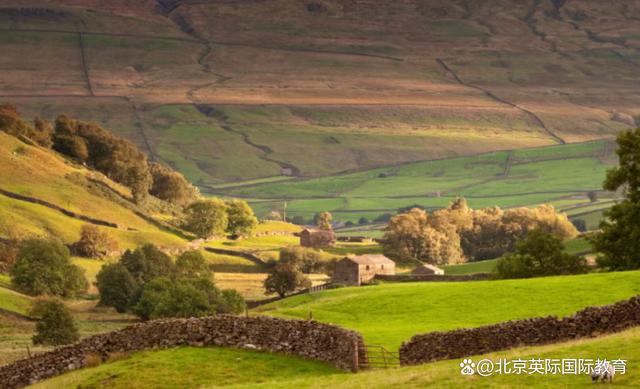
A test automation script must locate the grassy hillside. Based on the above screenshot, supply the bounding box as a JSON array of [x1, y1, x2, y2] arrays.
[[0, 285, 31, 316], [29, 326, 640, 388], [30, 346, 342, 389], [0, 132, 186, 249], [257, 271, 640, 351], [218, 140, 619, 224]]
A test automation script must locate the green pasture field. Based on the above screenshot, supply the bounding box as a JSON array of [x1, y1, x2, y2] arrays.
[[31, 346, 342, 389], [222, 140, 617, 224], [442, 259, 499, 275], [257, 271, 640, 351]]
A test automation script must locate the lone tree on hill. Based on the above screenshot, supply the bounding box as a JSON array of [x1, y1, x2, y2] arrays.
[[495, 229, 587, 279], [71, 224, 119, 258], [10, 239, 88, 298], [315, 211, 333, 230], [225, 199, 258, 236], [182, 199, 229, 239], [591, 128, 640, 270], [264, 262, 312, 297], [30, 298, 79, 346]]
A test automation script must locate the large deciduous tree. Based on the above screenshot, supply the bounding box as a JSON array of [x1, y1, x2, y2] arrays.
[[182, 199, 229, 239], [591, 128, 640, 270], [264, 262, 311, 297], [225, 199, 258, 236], [30, 298, 79, 346], [10, 239, 88, 298], [495, 229, 587, 279]]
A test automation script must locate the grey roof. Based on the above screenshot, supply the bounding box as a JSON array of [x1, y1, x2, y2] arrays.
[[346, 254, 395, 265]]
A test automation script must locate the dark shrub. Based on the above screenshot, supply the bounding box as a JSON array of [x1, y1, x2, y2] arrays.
[[96, 263, 138, 313], [10, 239, 88, 297], [133, 277, 219, 320], [71, 224, 119, 258], [218, 289, 246, 314], [495, 230, 587, 279], [175, 250, 211, 279], [30, 298, 79, 346], [120, 244, 175, 284]]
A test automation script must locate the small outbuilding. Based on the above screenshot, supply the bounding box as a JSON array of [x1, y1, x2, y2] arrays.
[[332, 254, 396, 286], [300, 228, 336, 248], [412, 263, 444, 276]]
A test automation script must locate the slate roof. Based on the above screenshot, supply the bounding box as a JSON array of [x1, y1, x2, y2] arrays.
[[345, 254, 395, 265]]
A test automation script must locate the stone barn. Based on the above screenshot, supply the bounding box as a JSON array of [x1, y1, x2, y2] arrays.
[[411, 263, 444, 276], [332, 254, 396, 286], [300, 228, 336, 248]]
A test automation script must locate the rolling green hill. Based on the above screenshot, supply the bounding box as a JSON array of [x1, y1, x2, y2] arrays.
[[0, 132, 186, 249], [257, 271, 640, 351]]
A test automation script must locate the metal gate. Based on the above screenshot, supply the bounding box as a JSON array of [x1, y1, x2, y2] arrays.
[[360, 344, 400, 369]]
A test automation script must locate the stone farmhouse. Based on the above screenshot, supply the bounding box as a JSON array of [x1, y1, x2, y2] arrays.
[[332, 254, 396, 286], [299, 228, 336, 248]]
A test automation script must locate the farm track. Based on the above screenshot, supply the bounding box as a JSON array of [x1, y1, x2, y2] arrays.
[[436, 58, 566, 145]]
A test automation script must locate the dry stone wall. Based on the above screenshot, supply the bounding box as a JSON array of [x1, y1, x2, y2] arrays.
[[375, 273, 491, 282], [0, 315, 364, 389], [400, 295, 640, 365]]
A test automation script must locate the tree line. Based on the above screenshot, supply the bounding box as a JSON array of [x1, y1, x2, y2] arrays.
[[383, 198, 578, 266], [0, 103, 197, 205]]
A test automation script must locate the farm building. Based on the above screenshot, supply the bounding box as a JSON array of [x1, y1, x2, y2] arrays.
[[332, 254, 396, 286], [300, 228, 336, 248], [412, 263, 444, 275]]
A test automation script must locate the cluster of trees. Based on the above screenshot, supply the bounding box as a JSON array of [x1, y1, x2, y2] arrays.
[[0, 104, 197, 205], [1, 104, 260, 240], [96, 245, 245, 319], [182, 199, 258, 239], [383, 199, 578, 266], [495, 230, 587, 279], [6, 239, 87, 346]]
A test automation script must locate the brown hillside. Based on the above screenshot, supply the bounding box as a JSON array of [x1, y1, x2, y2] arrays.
[[0, 0, 638, 183]]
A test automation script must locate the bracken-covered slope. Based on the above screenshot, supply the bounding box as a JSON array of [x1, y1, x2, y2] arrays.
[[0, 0, 638, 185]]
